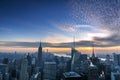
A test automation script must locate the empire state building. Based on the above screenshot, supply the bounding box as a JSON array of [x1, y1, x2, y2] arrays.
[[38, 42, 42, 66]]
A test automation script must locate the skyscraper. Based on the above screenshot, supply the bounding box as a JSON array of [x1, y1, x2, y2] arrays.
[[71, 35, 76, 61], [113, 53, 120, 66], [0, 72, 2, 80], [90, 41, 100, 65], [38, 41, 42, 66], [88, 62, 99, 80], [20, 58, 28, 80], [111, 71, 120, 80], [71, 49, 81, 71], [43, 62, 57, 80]]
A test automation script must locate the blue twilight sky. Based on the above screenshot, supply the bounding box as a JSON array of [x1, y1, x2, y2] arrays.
[[0, 0, 120, 51], [0, 0, 74, 41], [0, 0, 108, 41]]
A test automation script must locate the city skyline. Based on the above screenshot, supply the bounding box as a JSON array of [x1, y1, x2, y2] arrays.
[[0, 0, 120, 54]]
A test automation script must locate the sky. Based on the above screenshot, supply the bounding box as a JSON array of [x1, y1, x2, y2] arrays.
[[0, 0, 120, 54]]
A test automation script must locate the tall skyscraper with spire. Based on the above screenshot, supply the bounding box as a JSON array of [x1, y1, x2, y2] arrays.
[[71, 35, 76, 71], [38, 41, 42, 66], [71, 35, 76, 62], [90, 41, 100, 65]]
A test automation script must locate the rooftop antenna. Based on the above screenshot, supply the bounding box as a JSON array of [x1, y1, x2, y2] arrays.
[[73, 35, 75, 49], [46, 49, 48, 53], [39, 40, 42, 47], [71, 30, 76, 71], [92, 41, 95, 58], [39, 40, 41, 47]]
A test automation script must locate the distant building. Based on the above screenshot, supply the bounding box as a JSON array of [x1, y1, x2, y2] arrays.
[[0, 64, 8, 74], [43, 62, 56, 80], [70, 37, 88, 72], [32, 57, 36, 65], [88, 62, 99, 80], [0, 63, 8, 80], [4, 72, 9, 80], [31, 57, 36, 75], [89, 42, 100, 66], [71, 48, 87, 72], [80, 54, 87, 62], [71, 48, 77, 61], [105, 54, 111, 65], [62, 71, 82, 80], [20, 58, 28, 80], [0, 72, 3, 80], [66, 59, 71, 72], [2, 58, 8, 64], [27, 53, 32, 65], [113, 53, 120, 66], [106, 54, 110, 61], [104, 64, 111, 80], [111, 71, 120, 80], [71, 48, 81, 71]]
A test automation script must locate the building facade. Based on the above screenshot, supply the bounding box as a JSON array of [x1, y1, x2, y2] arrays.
[[43, 62, 56, 80], [20, 58, 28, 80]]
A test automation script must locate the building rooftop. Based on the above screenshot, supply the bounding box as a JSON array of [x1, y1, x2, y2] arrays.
[[44, 62, 56, 65], [63, 71, 81, 78], [0, 63, 7, 66]]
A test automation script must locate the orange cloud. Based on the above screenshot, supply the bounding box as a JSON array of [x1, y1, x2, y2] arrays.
[[0, 46, 37, 53], [43, 34, 73, 43]]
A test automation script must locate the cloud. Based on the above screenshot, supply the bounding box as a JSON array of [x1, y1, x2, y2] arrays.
[[1, 0, 120, 49], [58, 25, 76, 32], [54, 23, 96, 32], [93, 34, 120, 47], [53, 23, 76, 32], [55, 24, 111, 41], [43, 34, 74, 43], [63, 0, 120, 48], [1, 37, 120, 49], [69, 0, 120, 37], [0, 41, 86, 48]]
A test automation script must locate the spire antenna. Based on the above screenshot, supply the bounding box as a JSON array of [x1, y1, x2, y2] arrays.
[[92, 41, 95, 58], [39, 40, 42, 47], [73, 35, 75, 49]]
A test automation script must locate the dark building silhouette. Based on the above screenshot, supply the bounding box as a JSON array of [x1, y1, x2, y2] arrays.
[[66, 59, 71, 72], [38, 42, 43, 66], [2, 58, 8, 64], [90, 42, 100, 66], [27, 53, 32, 66], [88, 62, 99, 80], [37, 41, 43, 80]]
